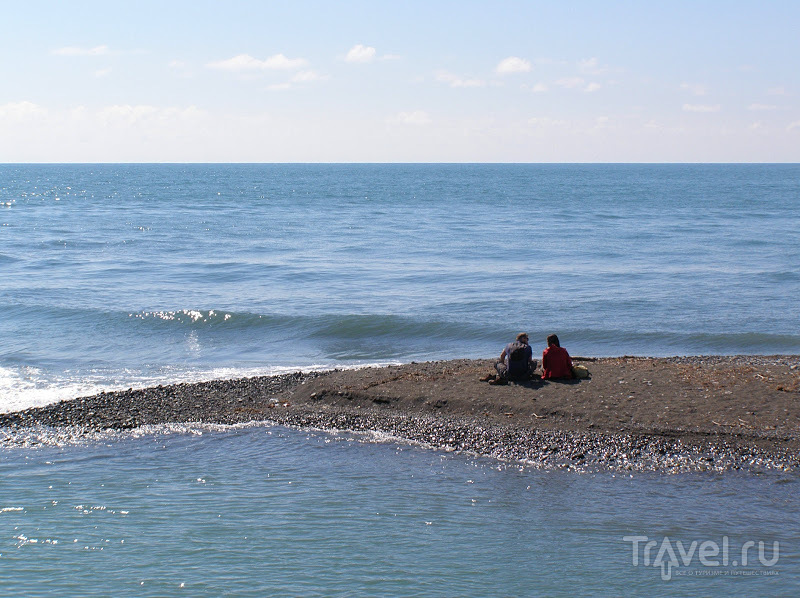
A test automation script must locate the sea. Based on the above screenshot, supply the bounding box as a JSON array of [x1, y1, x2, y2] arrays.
[[1, 164, 799, 594]]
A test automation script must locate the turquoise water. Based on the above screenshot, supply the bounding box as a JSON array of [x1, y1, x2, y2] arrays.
[[1, 425, 798, 596], [2, 164, 799, 411]]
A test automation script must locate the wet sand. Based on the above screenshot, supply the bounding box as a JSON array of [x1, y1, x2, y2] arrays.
[[2, 356, 799, 472]]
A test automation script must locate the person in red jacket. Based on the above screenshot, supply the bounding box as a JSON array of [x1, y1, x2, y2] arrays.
[[541, 334, 573, 379]]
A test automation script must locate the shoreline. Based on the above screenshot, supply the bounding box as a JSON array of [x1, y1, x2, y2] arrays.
[[2, 355, 799, 473]]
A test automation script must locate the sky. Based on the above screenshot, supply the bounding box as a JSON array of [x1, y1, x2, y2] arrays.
[[1, 0, 799, 162]]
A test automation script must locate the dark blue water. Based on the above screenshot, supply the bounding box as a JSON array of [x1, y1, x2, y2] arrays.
[[3, 163, 799, 411]]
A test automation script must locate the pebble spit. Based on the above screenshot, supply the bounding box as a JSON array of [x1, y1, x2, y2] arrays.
[[1, 369, 797, 474]]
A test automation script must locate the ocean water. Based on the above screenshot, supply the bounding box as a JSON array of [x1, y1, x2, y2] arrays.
[[1, 424, 798, 596], [2, 164, 799, 594], [1, 163, 799, 411]]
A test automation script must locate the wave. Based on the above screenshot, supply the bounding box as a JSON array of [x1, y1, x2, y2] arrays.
[[559, 328, 800, 356], [132, 309, 480, 337], [0, 253, 21, 264], [4, 304, 501, 341], [6, 304, 800, 353]]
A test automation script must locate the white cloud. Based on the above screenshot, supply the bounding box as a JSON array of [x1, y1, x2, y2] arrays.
[[530, 82, 548, 93], [346, 44, 376, 63], [788, 121, 800, 131], [262, 54, 308, 69], [680, 82, 707, 96], [173, 106, 208, 120], [768, 86, 789, 96], [550, 78, 601, 92], [98, 104, 207, 126], [747, 103, 777, 111], [436, 70, 486, 88], [291, 70, 326, 83], [0, 102, 206, 127], [268, 70, 329, 90], [207, 53, 308, 71], [394, 110, 431, 125], [528, 117, 567, 127], [99, 104, 158, 125], [578, 57, 607, 75], [748, 121, 764, 130], [495, 56, 531, 74], [53, 45, 109, 56], [94, 68, 112, 78], [207, 54, 259, 70], [682, 104, 721, 113], [579, 57, 598, 71], [555, 77, 585, 89], [0, 101, 48, 121], [167, 60, 194, 79]]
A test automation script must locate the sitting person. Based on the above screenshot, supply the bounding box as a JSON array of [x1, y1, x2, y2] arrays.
[[485, 333, 537, 384], [541, 334, 574, 379]]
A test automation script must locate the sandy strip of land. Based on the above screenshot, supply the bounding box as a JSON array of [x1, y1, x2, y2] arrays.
[[2, 356, 799, 472]]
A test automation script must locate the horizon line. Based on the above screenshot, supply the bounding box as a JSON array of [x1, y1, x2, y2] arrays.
[[2, 161, 799, 166]]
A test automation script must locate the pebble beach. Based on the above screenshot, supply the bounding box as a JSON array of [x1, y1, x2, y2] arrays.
[[4, 355, 798, 474]]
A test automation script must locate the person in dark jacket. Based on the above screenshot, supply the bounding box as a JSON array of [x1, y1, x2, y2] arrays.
[[483, 333, 537, 384]]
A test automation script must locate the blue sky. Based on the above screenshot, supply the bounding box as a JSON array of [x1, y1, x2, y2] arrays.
[[1, 1, 798, 162]]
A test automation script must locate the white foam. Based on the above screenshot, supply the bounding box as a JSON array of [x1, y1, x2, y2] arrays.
[[0, 365, 108, 413], [0, 420, 280, 449], [0, 361, 402, 414]]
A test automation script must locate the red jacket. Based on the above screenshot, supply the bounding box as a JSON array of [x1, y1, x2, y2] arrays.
[[541, 345, 573, 379]]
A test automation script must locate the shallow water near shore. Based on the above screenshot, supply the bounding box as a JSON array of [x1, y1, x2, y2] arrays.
[[1, 424, 798, 595], [2, 163, 800, 411]]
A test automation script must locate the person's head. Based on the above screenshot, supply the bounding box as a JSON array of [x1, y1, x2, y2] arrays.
[[546, 334, 560, 347], [516, 332, 529, 344]]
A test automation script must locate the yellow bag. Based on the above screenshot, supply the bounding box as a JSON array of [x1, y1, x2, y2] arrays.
[[572, 365, 590, 379]]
